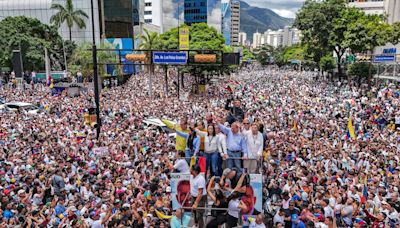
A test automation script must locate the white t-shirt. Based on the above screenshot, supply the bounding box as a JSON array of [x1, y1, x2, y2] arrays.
[[228, 199, 240, 218], [250, 221, 266, 228], [273, 213, 284, 225], [190, 174, 206, 197], [174, 159, 190, 173]]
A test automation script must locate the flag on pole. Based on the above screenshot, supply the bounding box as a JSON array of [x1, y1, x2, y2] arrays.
[[347, 117, 356, 140], [361, 176, 368, 204], [292, 119, 297, 130], [155, 209, 172, 219]]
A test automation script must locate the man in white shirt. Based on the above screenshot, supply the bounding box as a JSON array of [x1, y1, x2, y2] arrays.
[[190, 165, 206, 228], [273, 208, 286, 225], [244, 124, 263, 173], [173, 151, 190, 173], [250, 214, 266, 228]]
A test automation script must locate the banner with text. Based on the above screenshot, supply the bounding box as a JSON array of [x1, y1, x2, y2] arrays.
[[179, 27, 189, 50]]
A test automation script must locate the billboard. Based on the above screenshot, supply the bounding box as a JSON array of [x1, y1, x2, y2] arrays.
[[105, 38, 135, 74], [222, 1, 231, 45], [179, 26, 190, 50]]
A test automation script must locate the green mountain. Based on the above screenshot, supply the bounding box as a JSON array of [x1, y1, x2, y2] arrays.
[[240, 1, 294, 41]]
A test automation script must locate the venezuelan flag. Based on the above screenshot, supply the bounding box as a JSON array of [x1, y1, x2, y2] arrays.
[[347, 117, 356, 140], [361, 176, 368, 204]]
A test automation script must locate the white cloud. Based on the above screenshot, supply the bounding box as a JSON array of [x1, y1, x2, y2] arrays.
[[271, 9, 296, 18]]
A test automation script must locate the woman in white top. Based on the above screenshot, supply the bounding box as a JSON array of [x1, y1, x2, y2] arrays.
[[226, 191, 248, 228], [195, 124, 220, 177]]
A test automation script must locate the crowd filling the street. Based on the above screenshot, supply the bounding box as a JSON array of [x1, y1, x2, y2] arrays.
[[0, 66, 399, 228]]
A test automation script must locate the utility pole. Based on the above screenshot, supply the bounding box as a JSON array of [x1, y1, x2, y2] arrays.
[[91, 0, 101, 139]]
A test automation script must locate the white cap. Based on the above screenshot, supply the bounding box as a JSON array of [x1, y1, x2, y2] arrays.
[[166, 186, 171, 193]]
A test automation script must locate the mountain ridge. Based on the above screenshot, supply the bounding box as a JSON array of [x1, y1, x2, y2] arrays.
[[239, 1, 294, 42]]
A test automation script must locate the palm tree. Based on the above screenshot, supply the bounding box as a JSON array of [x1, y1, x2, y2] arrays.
[[139, 28, 160, 98], [50, 0, 89, 41]]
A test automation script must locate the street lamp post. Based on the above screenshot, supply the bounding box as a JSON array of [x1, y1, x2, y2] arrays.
[[90, 0, 101, 139]]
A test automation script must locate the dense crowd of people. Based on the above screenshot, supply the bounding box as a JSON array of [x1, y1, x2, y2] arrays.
[[0, 65, 399, 228]]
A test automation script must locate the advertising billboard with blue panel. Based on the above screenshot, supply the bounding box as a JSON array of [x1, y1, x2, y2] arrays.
[[105, 38, 135, 75]]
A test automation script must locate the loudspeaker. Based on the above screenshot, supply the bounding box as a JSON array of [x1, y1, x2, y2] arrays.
[[12, 50, 23, 78]]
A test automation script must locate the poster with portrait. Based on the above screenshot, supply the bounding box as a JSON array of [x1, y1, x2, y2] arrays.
[[242, 174, 263, 215], [171, 173, 192, 210]]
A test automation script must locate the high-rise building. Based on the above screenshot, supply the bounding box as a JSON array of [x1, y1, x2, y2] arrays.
[[347, 0, 385, 15], [252, 32, 262, 49], [0, 0, 100, 43], [161, 0, 221, 33], [263, 27, 301, 48], [239, 32, 247, 46], [384, 0, 400, 24], [143, 0, 162, 27], [184, 0, 207, 25], [222, 0, 240, 46]]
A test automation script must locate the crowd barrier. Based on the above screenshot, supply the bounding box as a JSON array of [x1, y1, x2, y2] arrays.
[[172, 157, 264, 228]]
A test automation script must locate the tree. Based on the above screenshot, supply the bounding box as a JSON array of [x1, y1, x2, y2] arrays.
[[344, 13, 392, 86], [158, 23, 226, 89], [139, 28, 160, 98], [320, 55, 336, 74], [255, 45, 273, 65], [294, 0, 362, 80], [348, 62, 377, 85], [391, 22, 400, 45], [68, 42, 118, 79], [50, 0, 88, 41], [0, 16, 65, 71]]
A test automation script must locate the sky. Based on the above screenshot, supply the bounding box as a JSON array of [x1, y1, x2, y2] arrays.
[[243, 0, 305, 18]]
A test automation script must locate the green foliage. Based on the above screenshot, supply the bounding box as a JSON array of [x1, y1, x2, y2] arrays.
[[241, 46, 255, 61], [344, 12, 392, 53], [68, 42, 118, 78], [50, 0, 89, 41], [294, 0, 391, 78], [283, 45, 304, 62], [255, 45, 273, 65], [0, 16, 65, 71], [348, 62, 377, 78], [390, 22, 400, 45], [320, 55, 336, 72], [139, 28, 160, 50], [158, 23, 225, 51]]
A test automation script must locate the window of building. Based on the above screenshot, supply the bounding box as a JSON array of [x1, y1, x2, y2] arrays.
[[145, 2, 152, 6], [144, 19, 152, 23], [144, 11, 152, 15]]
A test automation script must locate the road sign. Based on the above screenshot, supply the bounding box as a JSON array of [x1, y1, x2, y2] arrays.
[[153, 52, 187, 64], [373, 55, 396, 62]]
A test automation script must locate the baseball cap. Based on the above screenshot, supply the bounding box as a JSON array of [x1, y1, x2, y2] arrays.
[[166, 186, 171, 193], [292, 214, 298, 221]]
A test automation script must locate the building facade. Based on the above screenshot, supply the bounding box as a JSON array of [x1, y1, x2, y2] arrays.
[[347, 0, 400, 24], [252, 32, 262, 49], [0, 0, 101, 44], [143, 0, 162, 27], [222, 0, 240, 46], [239, 32, 247, 46], [184, 0, 207, 25], [347, 0, 385, 15], [261, 27, 301, 48], [384, 0, 400, 24]]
